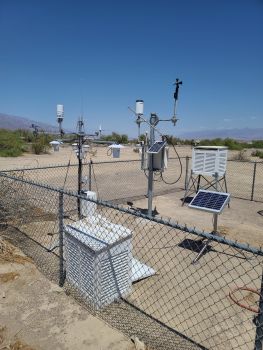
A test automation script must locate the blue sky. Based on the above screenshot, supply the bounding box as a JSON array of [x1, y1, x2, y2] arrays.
[[0, 0, 262, 137]]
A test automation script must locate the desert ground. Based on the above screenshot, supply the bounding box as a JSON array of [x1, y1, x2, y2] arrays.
[[1, 144, 263, 350], [0, 143, 259, 170], [0, 238, 137, 350], [1, 144, 262, 246]]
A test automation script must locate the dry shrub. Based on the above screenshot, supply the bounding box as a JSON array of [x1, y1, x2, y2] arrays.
[[0, 326, 35, 350], [0, 326, 6, 345], [10, 340, 36, 350], [218, 226, 232, 237], [0, 238, 32, 265], [230, 150, 248, 161], [0, 272, 19, 283]]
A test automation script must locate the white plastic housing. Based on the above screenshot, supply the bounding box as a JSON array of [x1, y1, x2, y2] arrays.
[[136, 100, 144, 115], [50, 140, 60, 152], [152, 147, 169, 171], [80, 191, 97, 218], [192, 146, 228, 177], [108, 144, 125, 158], [83, 145, 90, 157], [72, 143, 78, 151], [57, 104, 64, 119]]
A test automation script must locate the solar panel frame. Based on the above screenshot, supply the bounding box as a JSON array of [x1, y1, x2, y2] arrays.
[[147, 141, 166, 154], [188, 190, 230, 214]]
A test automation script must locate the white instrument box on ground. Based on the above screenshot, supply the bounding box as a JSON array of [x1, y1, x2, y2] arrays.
[[64, 215, 132, 309]]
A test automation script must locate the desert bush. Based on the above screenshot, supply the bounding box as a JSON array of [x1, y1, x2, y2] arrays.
[[251, 140, 263, 149], [16, 129, 34, 143], [101, 132, 128, 144], [31, 134, 52, 154], [199, 138, 244, 150], [230, 150, 248, 161], [0, 129, 26, 157], [251, 150, 263, 158]]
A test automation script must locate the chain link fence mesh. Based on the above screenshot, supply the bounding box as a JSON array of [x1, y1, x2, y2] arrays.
[[254, 162, 263, 202], [2, 159, 263, 204], [1, 171, 263, 350], [0, 175, 62, 282]]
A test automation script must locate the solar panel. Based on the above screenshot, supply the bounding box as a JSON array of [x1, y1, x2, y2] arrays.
[[147, 141, 166, 154], [188, 190, 230, 214]]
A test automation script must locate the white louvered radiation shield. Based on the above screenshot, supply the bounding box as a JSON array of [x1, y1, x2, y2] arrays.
[[192, 146, 228, 177]]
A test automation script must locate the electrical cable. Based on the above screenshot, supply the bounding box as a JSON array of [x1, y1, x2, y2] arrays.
[[160, 142, 183, 185], [143, 169, 162, 182], [62, 151, 73, 189], [142, 135, 182, 184], [228, 286, 260, 313]]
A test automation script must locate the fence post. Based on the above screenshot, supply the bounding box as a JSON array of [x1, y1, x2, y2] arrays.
[[89, 160, 92, 191], [58, 192, 65, 287], [251, 162, 257, 201], [185, 156, 190, 190], [254, 269, 263, 350]]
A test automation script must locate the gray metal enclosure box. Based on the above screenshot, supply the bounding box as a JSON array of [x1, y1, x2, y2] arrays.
[[64, 217, 133, 309]]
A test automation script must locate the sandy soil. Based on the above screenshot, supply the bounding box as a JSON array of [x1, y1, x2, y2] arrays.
[[0, 143, 259, 171], [0, 144, 136, 170], [132, 190, 263, 248], [0, 239, 135, 350]]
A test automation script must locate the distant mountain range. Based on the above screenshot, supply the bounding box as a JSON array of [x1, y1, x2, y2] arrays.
[[1, 112, 262, 140], [0, 113, 60, 133], [179, 128, 263, 141]]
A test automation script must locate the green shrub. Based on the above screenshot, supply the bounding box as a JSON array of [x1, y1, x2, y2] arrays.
[[101, 132, 128, 144], [16, 129, 35, 143], [251, 140, 263, 149], [231, 150, 248, 161], [31, 134, 52, 154], [0, 129, 26, 157], [198, 138, 245, 150], [251, 150, 263, 158]]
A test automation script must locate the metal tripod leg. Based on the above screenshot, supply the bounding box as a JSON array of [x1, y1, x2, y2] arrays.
[[196, 174, 201, 192], [223, 174, 230, 208], [192, 238, 212, 264], [182, 172, 192, 206], [182, 172, 199, 206], [192, 209, 218, 264]]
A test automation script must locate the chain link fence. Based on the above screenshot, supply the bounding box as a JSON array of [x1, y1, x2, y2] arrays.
[[0, 171, 263, 350], [2, 158, 263, 203]]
